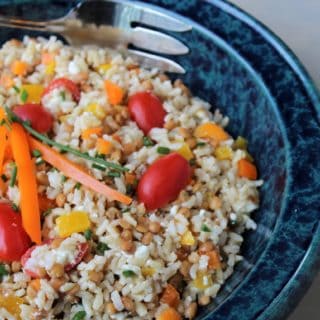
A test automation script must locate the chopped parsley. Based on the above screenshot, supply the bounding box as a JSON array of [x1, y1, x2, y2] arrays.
[[60, 91, 66, 101], [143, 136, 154, 147], [9, 164, 17, 187], [107, 170, 121, 178], [84, 229, 92, 240], [92, 163, 106, 171], [12, 85, 20, 93], [0, 264, 8, 280], [72, 310, 86, 320], [20, 89, 28, 103], [196, 142, 206, 147], [122, 270, 136, 278], [201, 224, 211, 232], [96, 242, 110, 255], [32, 149, 42, 158], [157, 146, 170, 155], [75, 182, 82, 190]]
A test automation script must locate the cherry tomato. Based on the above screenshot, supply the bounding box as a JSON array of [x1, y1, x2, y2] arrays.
[[0, 202, 31, 262], [21, 240, 88, 278], [42, 78, 80, 102], [128, 91, 167, 134], [13, 104, 53, 133], [137, 153, 191, 210], [65, 242, 89, 271]]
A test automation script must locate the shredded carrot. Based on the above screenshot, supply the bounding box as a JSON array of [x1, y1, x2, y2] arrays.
[[237, 158, 257, 180], [207, 250, 222, 270], [11, 60, 28, 76], [105, 80, 124, 105], [81, 127, 103, 140], [0, 73, 13, 89], [4, 142, 13, 162], [0, 178, 6, 193], [112, 134, 122, 143], [160, 284, 180, 308], [10, 123, 41, 244], [125, 172, 136, 185], [96, 138, 113, 155], [156, 307, 181, 320], [29, 137, 132, 205]]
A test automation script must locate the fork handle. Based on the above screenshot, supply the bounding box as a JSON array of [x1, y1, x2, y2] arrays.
[[0, 15, 48, 31]]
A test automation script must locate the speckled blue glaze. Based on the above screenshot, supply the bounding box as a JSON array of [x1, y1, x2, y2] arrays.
[[0, 1, 320, 319]]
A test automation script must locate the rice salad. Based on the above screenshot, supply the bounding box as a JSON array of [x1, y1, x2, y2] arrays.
[[0, 36, 262, 320]]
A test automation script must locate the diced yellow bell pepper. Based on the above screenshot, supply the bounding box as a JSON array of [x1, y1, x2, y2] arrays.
[[181, 230, 195, 246], [21, 84, 44, 104], [45, 61, 56, 75], [141, 266, 156, 277], [195, 123, 229, 142], [234, 136, 248, 150], [214, 146, 233, 160], [98, 63, 112, 73], [56, 211, 90, 237], [177, 143, 193, 161], [192, 271, 213, 290], [86, 103, 106, 120], [0, 295, 24, 320]]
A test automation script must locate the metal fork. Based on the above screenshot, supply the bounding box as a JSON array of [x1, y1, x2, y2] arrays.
[[0, 0, 192, 73]]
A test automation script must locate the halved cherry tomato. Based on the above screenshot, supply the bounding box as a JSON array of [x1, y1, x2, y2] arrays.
[[42, 78, 80, 102], [128, 91, 167, 134], [65, 242, 89, 271], [21, 240, 88, 278], [137, 153, 191, 210], [0, 202, 31, 262], [13, 104, 53, 133]]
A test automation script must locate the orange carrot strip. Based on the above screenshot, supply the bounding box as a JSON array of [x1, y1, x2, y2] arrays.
[[11, 60, 28, 76], [156, 307, 181, 320], [29, 137, 132, 205], [237, 159, 257, 180], [160, 284, 180, 308], [10, 123, 41, 244], [105, 80, 124, 105], [96, 138, 113, 155], [81, 127, 103, 140]]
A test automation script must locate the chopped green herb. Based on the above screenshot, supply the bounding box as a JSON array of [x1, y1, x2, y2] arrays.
[[107, 171, 121, 178], [43, 209, 52, 217], [12, 85, 20, 93], [20, 89, 28, 103], [157, 146, 170, 155], [5, 106, 128, 173], [96, 242, 110, 255], [32, 149, 42, 158], [121, 208, 130, 213], [92, 163, 106, 171], [9, 164, 17, 187], [11, 203, 19, 212], [143, 136, 154, 147], [0, 119, 10, 130], [201, 224, 211, 232], [0, 264, 8, 280], [189, 159, 196, 166], [75, 182, 81, 190], [1, 174, 8, 182], [84, 229, 92, 240], [72, 310, 86, 320], [196, 142, 206, 147], [60, 91, 66, 101], [122, 270, 136, 278], [61, 175, 67, 183], [59, 149, 68, 154]]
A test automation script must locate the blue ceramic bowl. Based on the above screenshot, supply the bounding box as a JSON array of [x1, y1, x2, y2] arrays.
[[1, 1, 320, 319]]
